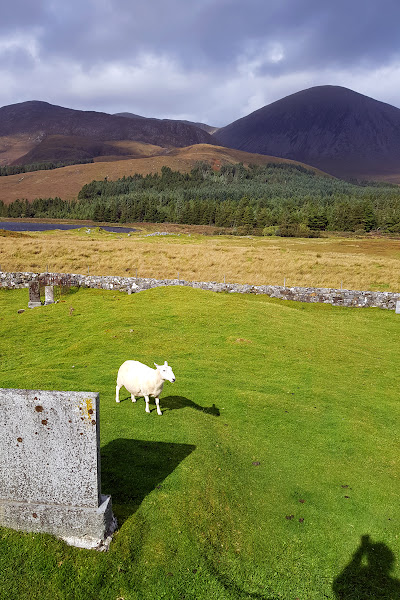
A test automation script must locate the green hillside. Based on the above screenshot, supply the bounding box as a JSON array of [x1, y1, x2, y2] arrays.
[[1, 286, 399, 599]]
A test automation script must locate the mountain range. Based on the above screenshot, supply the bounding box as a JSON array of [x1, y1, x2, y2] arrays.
[[1, 86, 400, 191], [0, 100, 214, 166]]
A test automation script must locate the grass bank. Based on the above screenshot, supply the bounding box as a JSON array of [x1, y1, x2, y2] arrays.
[[1, 226, 400, 291], [1, 286, 400, 599]]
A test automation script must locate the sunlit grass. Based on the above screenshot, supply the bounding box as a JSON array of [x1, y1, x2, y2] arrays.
[[1, 226, 400, 291], [0, 286, 400, 599]]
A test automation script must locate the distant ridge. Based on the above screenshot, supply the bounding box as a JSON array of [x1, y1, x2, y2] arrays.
[[115, 111, 218, 134], [0, 100, 214, 165], [214, 86, 400, 180], [114, 112, 146, 120]]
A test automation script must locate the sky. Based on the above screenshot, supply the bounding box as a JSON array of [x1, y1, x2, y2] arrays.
[[1, 0, 400, 127]]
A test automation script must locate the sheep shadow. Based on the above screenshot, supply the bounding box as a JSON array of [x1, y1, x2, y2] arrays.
[[101, 438, 196, 524], [117, 395, 220, 416], [161, 395, 220, 416]]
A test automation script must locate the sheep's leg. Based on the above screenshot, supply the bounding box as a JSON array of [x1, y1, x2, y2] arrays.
[[155, 397, 162, 416], [131, 394, 136, 402], [144, 395, 151, 413], [116, 384, 121, 403]]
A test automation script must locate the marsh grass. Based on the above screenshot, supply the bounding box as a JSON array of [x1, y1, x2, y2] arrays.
[[1, 227, 400, 291], [0, 286, 400, 599]]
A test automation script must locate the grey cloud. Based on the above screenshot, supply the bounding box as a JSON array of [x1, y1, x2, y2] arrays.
[[4, 0, 400, 73], [296, 0, 400, 69], [1, 0, 400, 125], [0, 0, 48, 32], [1, 46, 37, 71]]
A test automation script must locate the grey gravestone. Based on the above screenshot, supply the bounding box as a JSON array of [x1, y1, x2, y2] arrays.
[[396, 301, 400, 314], [28, 281, 41, 308], [0, 389, 117, 549], [44, 285, 55, 305]]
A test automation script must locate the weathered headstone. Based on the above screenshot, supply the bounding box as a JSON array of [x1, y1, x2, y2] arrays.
[[0, 389, 117, 549], [44, 285, 55, 305], [396, 301, 400, 314], [28, 281, 41, 308]]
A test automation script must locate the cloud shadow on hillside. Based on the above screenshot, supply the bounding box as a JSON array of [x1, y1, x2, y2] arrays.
[[101, 438, 196, 524]]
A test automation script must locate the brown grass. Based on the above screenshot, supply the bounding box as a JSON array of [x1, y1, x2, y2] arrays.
[[0, 144, 328, 204], [1, 225, 399, 292], [0, 229, 28, 238], [0, 134, 39, 166]]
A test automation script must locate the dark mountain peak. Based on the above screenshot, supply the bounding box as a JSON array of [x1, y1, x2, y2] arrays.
[[215, 86, 400, 179], [264, 85, 399, 118], [1, 99, 71, 113], [6, 100, 55, 108]]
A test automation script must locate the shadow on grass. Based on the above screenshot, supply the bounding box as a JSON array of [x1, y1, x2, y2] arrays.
[[161, 395, 220, 416], [101, 438, 196, 524], [205, 558, 276, 599], [117, 395, 220, 416], [333, 535, 400, 599], [205, 535, 400, 599]]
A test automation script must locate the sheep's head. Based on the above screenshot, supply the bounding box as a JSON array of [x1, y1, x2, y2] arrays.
[[155, 361, 176, 383]]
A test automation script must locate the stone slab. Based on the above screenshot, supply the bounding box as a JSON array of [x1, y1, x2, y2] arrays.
[[44, 285, 55, 305], [0, 494, 116, 549], [28, 281, 41, 308], [0, 389, 116, 548], [396, 301, 400, 314]]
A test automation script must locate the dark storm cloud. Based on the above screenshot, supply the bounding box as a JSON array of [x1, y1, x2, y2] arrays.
[[294, 0, 400, 69], [1, 0, 400, 123], [20, 0, 400, 71]]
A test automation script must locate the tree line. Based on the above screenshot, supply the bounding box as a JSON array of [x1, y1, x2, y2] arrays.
[[0, 158, 94, 177], [1, 162, 400, 235]]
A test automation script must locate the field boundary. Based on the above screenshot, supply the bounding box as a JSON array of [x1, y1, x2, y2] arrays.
[[1, 271, 400, 310]]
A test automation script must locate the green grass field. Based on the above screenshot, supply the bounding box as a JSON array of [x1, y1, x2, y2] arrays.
[[1, 286, 399, 599]]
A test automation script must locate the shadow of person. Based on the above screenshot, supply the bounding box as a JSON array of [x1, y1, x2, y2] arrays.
[[101, 438, 196, 524], [161, 395, 220, 416], [333, 535, 400, 599]]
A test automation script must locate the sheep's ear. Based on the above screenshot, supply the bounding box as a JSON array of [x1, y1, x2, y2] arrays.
[[154, 363, 160, 368], [164, 361, 168, 366]]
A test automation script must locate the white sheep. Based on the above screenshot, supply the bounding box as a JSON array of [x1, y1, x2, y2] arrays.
[[115, 360, 175, 415]]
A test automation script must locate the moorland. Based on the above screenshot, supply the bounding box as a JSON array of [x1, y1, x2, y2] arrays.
[[1, 224, 400, 292], [1, 159, 400, 294], [0, 144, 322, 204]]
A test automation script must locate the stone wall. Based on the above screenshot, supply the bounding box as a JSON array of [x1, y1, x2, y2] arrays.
[[1, 270, 400, 310]]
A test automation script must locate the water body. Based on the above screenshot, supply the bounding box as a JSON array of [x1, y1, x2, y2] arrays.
[[0, 221, 136, 233]]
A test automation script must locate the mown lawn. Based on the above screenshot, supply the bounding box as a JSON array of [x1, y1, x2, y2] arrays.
[[0, 286, 399, 599]]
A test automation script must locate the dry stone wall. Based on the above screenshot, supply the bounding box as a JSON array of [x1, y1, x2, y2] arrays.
[[1, 270, 400, 310]]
